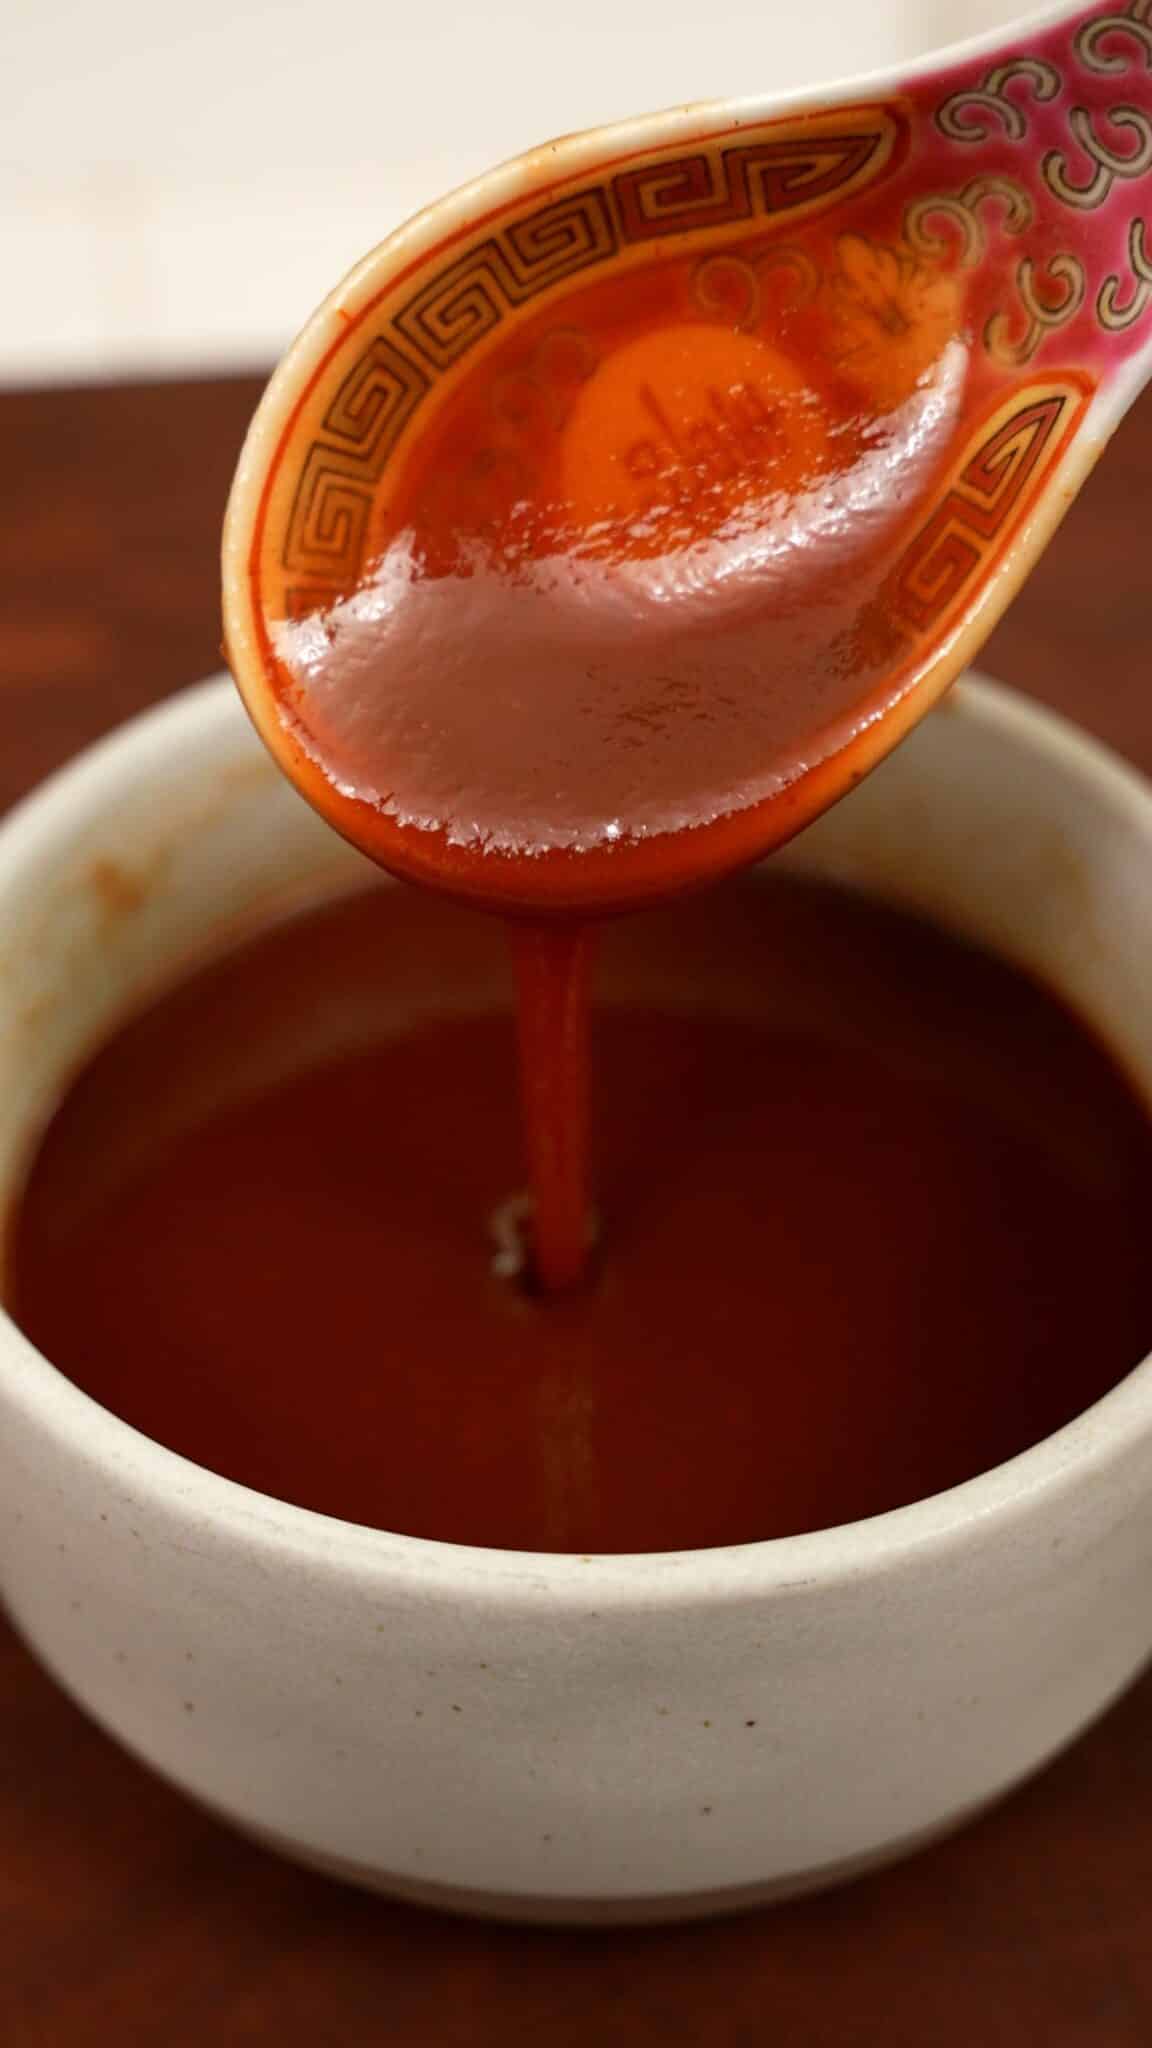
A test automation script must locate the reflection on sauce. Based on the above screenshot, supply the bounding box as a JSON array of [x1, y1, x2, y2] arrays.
[[270, 243, 965, 891], [257, 240, 973, 1288]]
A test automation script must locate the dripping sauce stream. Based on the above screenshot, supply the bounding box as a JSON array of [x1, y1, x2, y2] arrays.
[[509, 919, 595, 1293]]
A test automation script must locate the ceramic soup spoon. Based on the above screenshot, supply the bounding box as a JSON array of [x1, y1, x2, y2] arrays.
[[223, 0, 1152, 917]]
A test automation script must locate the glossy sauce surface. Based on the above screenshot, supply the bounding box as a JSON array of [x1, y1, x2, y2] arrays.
[[260, 241, 972, 1287], [9, 876, 1151, 1553], [267, 239, 966, 908]]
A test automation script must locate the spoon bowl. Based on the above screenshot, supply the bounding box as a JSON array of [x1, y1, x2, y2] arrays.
[[223, 0, 1152, 913]]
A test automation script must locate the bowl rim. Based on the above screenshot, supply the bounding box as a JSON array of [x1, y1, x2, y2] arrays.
[[0, 669, 1150, 1611]]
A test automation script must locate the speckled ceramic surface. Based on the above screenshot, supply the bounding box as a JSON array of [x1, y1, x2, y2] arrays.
[[0, 673, 1150, 1920]]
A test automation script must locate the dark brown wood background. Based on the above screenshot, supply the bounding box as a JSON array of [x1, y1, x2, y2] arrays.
[[2, 376, 1152, 2046]]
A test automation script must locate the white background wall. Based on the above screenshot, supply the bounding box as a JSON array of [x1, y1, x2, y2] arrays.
[[3, 0, 1024, 384]]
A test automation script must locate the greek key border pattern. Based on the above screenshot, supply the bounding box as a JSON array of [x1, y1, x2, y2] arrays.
[[894, 381, 1086, 631], [278, 115, 897, 584]]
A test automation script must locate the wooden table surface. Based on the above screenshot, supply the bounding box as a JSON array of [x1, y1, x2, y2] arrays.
[[3, 377, 1152, 2045]]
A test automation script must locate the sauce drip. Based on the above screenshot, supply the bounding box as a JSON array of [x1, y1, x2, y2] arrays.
[[9, 877, 1151, 1553], [510, 922, 593, 1292], [253, 236, 973, 1286]]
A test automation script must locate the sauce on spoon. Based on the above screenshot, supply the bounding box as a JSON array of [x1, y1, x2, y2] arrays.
[[226, 6, 1152, 1286]]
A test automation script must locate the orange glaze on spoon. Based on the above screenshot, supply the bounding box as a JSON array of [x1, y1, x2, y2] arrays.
[[225, 29, 1137, 1284]]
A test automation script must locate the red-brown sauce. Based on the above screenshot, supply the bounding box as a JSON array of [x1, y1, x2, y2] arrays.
[[258, 239, 979, 1287], [9, 875, 1150, 1553], [266, 238, 965, 911]]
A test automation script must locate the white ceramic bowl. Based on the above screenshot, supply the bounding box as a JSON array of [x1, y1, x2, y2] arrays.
[[0, 671, 1149, 1923]]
